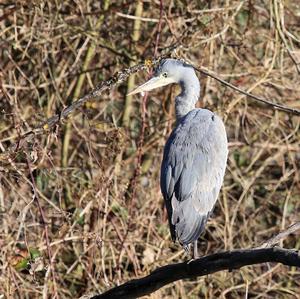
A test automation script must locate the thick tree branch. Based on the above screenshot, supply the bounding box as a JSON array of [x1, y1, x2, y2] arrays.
[[89, 223, 300, 299], [92, 247, 300, 299]]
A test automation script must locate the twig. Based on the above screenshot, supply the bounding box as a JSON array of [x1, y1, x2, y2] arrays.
[[128, 0, 164, 205], [153, 0, 164, 58], [118, 2, 164, 273], [122, 1, 144, 128], [25, 155, 58, 298], [61, 0, 111, 206], [116, 13, 159, 23], [273, 0, 300, 74], [259, 222, 300, 248], [194, 66, 300, 116], [91, 247, 300, 299], [126, 0, 164, 210]]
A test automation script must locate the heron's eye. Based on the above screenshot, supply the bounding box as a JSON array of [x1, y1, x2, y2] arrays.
[[162, 72, 168, 78]]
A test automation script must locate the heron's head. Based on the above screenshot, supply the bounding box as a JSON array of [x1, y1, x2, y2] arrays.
[[127, 59, 196, 96]]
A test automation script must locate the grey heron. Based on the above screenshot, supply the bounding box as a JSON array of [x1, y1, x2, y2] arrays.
[[128, 59, 228, 257]]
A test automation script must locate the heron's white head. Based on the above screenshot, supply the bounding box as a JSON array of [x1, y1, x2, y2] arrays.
[[127, 59, 198, 96]]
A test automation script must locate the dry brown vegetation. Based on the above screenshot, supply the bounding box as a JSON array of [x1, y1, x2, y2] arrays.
[[1, 1, 300, 298]]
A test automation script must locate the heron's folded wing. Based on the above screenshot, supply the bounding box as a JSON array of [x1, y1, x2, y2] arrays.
[[161, 111, 213, 203], [160, 110, 228, 243]]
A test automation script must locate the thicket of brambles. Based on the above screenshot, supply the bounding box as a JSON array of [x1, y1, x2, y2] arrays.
[[1, 1, 299, 298]]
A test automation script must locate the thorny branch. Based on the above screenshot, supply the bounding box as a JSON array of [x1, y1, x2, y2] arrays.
[[87, 223, 300, 299], [1, 52, 299, 158], [0, 50, 172, 157]]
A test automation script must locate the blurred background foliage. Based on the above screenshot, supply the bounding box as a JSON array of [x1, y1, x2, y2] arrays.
[[0, 0, 300, 298]]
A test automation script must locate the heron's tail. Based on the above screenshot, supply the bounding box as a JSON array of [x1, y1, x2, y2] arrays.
[[179, 214, 208, 246], [172, 199, 209, 246]]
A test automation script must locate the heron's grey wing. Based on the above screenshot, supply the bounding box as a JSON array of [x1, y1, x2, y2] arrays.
[[160, 109, 228, 246]]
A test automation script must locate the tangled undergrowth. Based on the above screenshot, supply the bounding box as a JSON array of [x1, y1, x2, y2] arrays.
[[1, 1, 300, 298]]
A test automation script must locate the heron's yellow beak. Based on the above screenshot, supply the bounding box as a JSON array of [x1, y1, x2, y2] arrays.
[[127, 76, 175, 96]]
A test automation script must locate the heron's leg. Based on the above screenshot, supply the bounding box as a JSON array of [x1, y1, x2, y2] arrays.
[[183, 244, 189, 253], [193, 240, 198, 259]]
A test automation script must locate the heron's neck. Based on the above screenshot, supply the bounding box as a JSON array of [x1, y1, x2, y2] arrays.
[[175, 76, 200, 121]]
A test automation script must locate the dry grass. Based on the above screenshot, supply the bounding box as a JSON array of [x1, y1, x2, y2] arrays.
[[1, 1, 300, 298]]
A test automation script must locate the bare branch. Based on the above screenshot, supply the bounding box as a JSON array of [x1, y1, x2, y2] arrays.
[[91, 247, 300, 299], [259, 222, 300, 248], [0, 52, 173, 158], [194, 66, 300, 116], [1, 54, 299, 160]]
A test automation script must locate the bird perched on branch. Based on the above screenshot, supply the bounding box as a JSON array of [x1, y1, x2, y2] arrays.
[[128, 59, 228, 258]]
